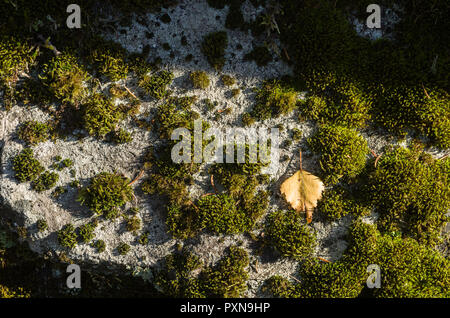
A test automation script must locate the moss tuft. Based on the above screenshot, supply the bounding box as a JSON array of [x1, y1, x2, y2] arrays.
[[309, 125, 368, 184], [13, 148, 44, 183], [32, 170, 59, 192], [201, 31, 228, 71], [250, 80, 298, 120], [57, 224, 77, 249], [265, 210, 316, 260], [78, 172, 134, 217], [190, 71, 210, 89]]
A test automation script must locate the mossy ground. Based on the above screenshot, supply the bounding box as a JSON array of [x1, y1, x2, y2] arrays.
[[0, 0, 449, 299]]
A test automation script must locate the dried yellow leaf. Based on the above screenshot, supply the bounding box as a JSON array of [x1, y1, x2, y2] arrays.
[[280, 170, 324, 223]]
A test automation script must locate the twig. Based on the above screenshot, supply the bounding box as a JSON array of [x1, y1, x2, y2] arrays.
[[210, 175, 218, 193], [318, 257, 331, 263], [422, 83, 431, 99], [187, 200, 199, 211], [129, 170, 145, 185], [124, 85, 138, 100]]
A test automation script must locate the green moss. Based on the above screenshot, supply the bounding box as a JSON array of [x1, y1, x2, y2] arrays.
[[265, 210, 316, 260], [262, 275, 295, 298], [300, 75, 372, 129], [264, 221, 450, 298], [51, 186, 68, 198], [244, 46, 272, 67], [36, 219, 48, 232], [17, 120, 50, 145], [82, 93, 124, 137], [291, 128, 302, 141], [110, 128, 133, 144], [77, 221, 97, 244], [250, 80, 298, 120], [0, 36, 36, 92], [117, 242, 130, 255], [92, 240, 106, 253], [201, 31, 228, 71], [39, 53, 89, 105], [139, 70, 174, 99], [167, 95, 198, 110], [57, 224, 77, 249], [317, 187, 370, 221], [197, 194, 250, 235], [221, 74, 235, 87], [13, 148, 44, 183], [364, 145, 449, 245], [32, 170, 59, 192], [138, 232, 150, 245], [78, 172, 134, 217], [154, 248, 204, 297], [125, 216, 141, 233], [190, 71, 210, 89], [241, 113, 255, 126], [231, 88, 240, 98], [155, 246, 249, 298], [199, 246, 249, 298], [308, 125, 368, 184], [374, 86, 450, 149]]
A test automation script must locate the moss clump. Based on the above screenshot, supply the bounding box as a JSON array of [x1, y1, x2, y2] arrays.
[[57, 224, 77, 249], [264, 221, 450, 298], [39, 53, 89, 105], [141, 145, 197, 206], [139, 70, 174, 99], [308, 125, 368, 184], [199, 246, 249, 298], [291, 128, 302, 141], [61, 158, 74, 168], [82, 93, 124, 137], [77, 221, 97, 244], [244, 46, 272, 66], [221, 74, 235, 87], [125, 216, 141, 233], [32, 171, 59, 192], [201, 31, 228, 71], [250, 80, 298, 120], [365, 144, 449, 245], [190, 71, 210, 89], [317, 187, 370, 221], [12, 148, 44, 183], [265, 210, 316, 260], [0, 37, 36, 109], [300, 76, 372, 129], [36, 219, 48, 232], [110, 128, 133, 144], [241, 113, 255, 126], [167, 95, 198, 110], [0, 36, 35, 87], [373, 86, 450, 149], [78, 172, 134, 217], [17, 120, 50, 145], [155, 246, 249, 298], [230, 88, 240, 98], [91, 50, 128, 81], [197, 194, 250, 235], [117, 242, 130, 255], [154, 249, 204, 298], [93, 240, 106, 253]]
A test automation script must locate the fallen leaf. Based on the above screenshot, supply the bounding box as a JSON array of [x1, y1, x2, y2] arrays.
[[280, 151, 324, 223]]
